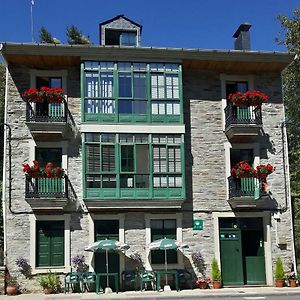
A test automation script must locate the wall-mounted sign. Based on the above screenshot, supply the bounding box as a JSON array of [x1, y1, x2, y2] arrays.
[[193, 219, 203, 230]]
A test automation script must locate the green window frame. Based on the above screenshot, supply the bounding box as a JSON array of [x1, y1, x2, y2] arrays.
[[83, 133, 184, 197], [82, 62, 182, 123], [36, 221, 64, 267], [151, 219, 177, 264]]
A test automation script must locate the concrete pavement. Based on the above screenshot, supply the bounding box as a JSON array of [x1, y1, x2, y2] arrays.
[[1, 287, 300, 299]]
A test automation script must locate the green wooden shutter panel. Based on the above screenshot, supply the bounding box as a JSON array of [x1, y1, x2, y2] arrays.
[[37, 228, 51, 267], [36, 221, 64, 267]]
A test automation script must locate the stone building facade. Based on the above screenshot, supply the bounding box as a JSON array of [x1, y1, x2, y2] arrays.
[[0, 16, 296, 291]]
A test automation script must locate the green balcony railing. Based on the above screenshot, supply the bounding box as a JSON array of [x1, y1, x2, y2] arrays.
[[228, 176, 266, 199]]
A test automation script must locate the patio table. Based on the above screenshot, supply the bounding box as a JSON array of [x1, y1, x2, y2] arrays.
[[96, 272, 119, 294], [155, 270, 179, 291]]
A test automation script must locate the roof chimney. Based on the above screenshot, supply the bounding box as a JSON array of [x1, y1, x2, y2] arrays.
[[233, 23, 251, 50]]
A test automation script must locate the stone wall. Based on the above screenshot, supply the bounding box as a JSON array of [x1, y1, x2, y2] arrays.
[[2, 63, 295, 291]]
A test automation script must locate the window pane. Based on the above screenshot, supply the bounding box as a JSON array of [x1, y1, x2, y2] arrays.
[[49, 78, 62, 88], [85, 133, 100, 142], [102, 175, 116, 188], [121, 145, 134, 172], [166, 74, 179, 99], [85, 61, 98, 70], [101, 134, 115, 143], [100, 62, 114, 70], [121, 32, 136, 46], [102, 145, 115, 172], [133, 73, 146, 98], [133, 100, 147, 114], [100, 72, 113, 98], [85, 99, 115, 114], [119, 99, 133, 114], [119, 73, 132, 97], [86, 175, 101, 188], [118, 63, 131, 71], [151, 102, 159, 115], [120, 134, 133, 143], [133, 63, 146, 71], [85, 73, 99, 97], [120, 175, 134, 188], [86, 144, 100, 172], [153, 146, 166, 172], [168, 146, 181, 172], [151, 74, 164, 99]]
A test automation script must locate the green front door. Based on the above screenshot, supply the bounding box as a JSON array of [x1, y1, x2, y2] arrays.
[[219, 218, 266, 286], [242, 230, 266, 285], [220, 228, 244, 285], [94, 220, 120, 291]]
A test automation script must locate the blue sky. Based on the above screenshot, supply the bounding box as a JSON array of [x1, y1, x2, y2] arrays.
[[0, 0, 298, 51]]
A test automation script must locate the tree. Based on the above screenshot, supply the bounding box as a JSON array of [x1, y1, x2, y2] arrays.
[[66, 25, 90, 45], [39, 26, 60, 44], [277, 9, 300, 269]]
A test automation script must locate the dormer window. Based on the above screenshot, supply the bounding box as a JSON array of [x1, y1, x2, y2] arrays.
[[100, 15, 142, 46], [105, 30, 137, 46]]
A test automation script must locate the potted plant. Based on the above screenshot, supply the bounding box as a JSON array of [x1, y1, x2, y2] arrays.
[[196, 276, 211, 289], [38, 271, 60, 294], [6, 274, 18, 296], [16, 257, 32, 279], [211, 258, 221, 289], [71, 255, 88, 273], [286, 271, 297, 287], [23, 88, 44, 103], [274, 257, 285, 287]]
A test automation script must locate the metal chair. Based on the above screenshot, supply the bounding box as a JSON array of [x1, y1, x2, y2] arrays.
[[82, 272, 97, 292], [177, 269, 193, 289], [121, 270, 137, 291], [64, 272, 82, 293], [139, 270, 156, 291]]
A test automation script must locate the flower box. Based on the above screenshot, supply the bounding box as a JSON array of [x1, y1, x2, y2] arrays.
[[23, 87, 64, 103], [228, 90, 268, 107], [23, 160, 65, 178], [231, 161, 275, 180]]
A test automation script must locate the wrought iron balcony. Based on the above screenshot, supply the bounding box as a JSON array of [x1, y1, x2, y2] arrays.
[[25, 101, 74, 140], [25, 175, 76, 211], [224, 106, 263, 141], [228, 176, 277, 211]]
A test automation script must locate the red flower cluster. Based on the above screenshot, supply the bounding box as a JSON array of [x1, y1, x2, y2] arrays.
[[40, 87, 64, 103], [231, 161, 275, 179], [22, 160, 65, 178], [23, 87, 64, 103], [228, 90, 269, 107], [45, 162, 65, 178], [231, 161, 256, 178], [256, 164, 275, 178], [23, 88, 44, 103]]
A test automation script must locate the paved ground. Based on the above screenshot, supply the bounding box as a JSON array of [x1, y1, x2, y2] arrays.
[[1, 287, 300, 300]]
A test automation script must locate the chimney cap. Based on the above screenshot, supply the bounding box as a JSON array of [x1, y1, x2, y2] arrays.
[[233, 23, 252, 38]]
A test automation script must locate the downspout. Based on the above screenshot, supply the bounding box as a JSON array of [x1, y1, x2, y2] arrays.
[[1, 61, 9, 268]]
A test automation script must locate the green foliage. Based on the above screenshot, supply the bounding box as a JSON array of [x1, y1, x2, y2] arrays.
[[211, 258, 221, 281], [38, 271, 60, 289], [275, 257, 285, 280], [277, 9, 300, 268], [39, 27, 57, 44], [66, 25, 90, 45]]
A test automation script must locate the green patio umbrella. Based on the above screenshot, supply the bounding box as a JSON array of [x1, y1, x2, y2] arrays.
[[148, 238, 188, 287], [85, 239, 129, 288]]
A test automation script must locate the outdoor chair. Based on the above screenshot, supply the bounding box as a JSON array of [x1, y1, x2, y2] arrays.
[[139, 270, 156, 291], [177, 269, 193, 289], [82, 272, 97, 292], [121, 270, 137, 291], [64, 272, 82, 293]]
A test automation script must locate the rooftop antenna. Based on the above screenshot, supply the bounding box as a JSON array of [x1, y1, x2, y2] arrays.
[[30, 0, 35, 42]]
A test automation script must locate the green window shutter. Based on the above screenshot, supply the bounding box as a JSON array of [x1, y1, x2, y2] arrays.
[[36, 221, 64, 267], [86, 144, 100, 172], [36, 226, 51, 267], [51, 229, 64, 266]]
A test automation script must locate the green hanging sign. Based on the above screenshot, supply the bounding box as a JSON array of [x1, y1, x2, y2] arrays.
[[193, 219, 203, 230]]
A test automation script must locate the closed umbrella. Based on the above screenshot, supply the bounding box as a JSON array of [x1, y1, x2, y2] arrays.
[[148, 238, 188, 287], [85, 239, 129, 288]]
